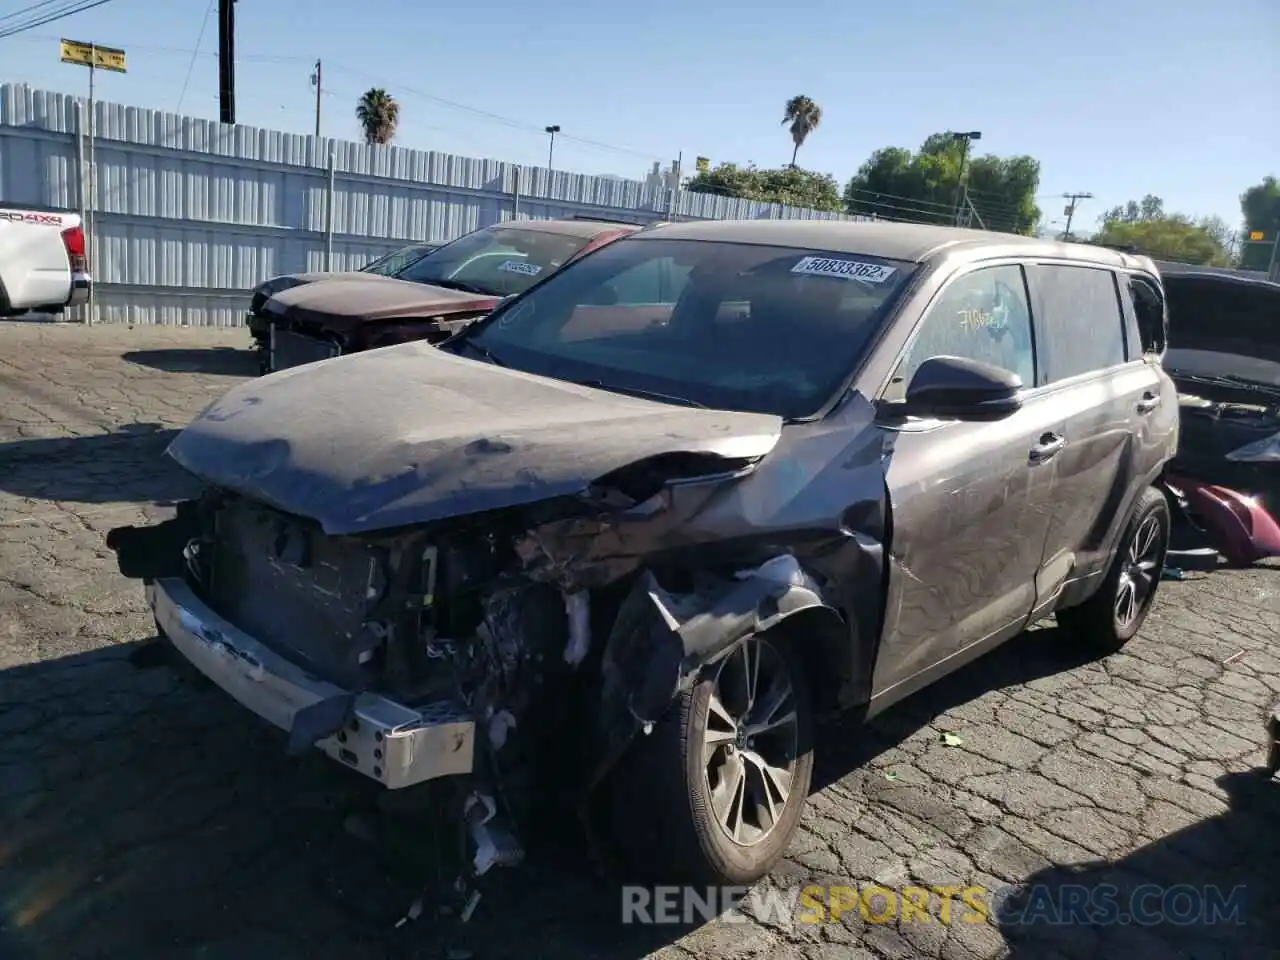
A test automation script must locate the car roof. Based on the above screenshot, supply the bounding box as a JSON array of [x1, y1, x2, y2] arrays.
[[498, 218, 643, 240], [629, 219, 1158, 271]]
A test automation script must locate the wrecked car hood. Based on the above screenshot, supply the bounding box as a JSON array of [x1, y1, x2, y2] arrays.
[[264, 275, 499, 334], [166, 342, 783, 535], [1164, 272, 1280, 392]]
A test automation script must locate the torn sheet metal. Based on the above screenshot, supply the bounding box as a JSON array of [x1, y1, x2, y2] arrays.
[[522, 389, 887, 703], [166, 341, 783, 535]]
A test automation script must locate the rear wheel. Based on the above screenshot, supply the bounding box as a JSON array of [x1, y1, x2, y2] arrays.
[[607, 632, 814, 885], [1058, 486, 1170, 653]]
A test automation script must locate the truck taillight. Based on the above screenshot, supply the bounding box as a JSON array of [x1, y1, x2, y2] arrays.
[[61, 225, 87, 272]]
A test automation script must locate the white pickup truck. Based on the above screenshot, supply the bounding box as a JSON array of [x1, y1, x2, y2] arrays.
[[0, 203, 91, 317]]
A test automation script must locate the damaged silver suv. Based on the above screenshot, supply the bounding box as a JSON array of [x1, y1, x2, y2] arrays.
[[108, 220, 1179, 886]]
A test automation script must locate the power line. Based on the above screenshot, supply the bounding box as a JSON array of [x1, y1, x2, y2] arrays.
[[0, 0, 117, 39], [175, 0, 215, 115], [323, 61, 666, 162], [0, 0, 76, 25]]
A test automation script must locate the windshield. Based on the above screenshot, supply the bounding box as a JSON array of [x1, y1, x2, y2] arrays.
[[396, 225, 593, 297], [456, 237, 915, 418], [361, 244, 435, 276]]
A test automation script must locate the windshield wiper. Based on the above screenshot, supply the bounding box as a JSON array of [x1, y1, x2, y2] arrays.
[[573, 379, 706, 408], [418, 277, 492, 295], [1171, 371, 1278, 394], [454, 337, 507, 367]]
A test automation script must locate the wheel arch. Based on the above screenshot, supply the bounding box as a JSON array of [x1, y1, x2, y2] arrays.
[[585, 560, 852, 792]]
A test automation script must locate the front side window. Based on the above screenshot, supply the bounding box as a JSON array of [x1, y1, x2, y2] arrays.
[[890, 264, 1036, 395], [457, 238, 916, 418], [1035, 265, 1127, 382], [396, 225, 593, 297]]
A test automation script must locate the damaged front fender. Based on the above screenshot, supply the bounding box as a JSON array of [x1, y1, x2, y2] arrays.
[[587, 555, 844, 790]]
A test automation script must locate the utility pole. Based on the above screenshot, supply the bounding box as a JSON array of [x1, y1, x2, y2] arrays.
[[311, 59, 322, 137], [1061, 192, 1093, 240], [217, 0, 236, 124], [949, 131, 982, 226], [544, 125, 560, 171]]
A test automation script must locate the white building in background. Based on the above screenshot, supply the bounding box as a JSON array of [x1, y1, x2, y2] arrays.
[[643, 161, 683, 193]]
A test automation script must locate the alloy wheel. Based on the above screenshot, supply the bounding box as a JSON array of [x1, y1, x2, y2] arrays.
[[701, 637, 800, 847], [1115, 514, 1165, 630]]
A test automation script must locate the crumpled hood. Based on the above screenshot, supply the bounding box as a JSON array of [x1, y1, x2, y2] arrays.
[[167, 341, 783, 535], [264, 275, 499, 335]]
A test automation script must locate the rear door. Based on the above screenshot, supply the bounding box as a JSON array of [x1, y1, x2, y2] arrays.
[[873, 262, 1064, 695], [1025, 263, 1168, 608]]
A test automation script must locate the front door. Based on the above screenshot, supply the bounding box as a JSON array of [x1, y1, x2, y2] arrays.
[[872, 262, 1063, 697]]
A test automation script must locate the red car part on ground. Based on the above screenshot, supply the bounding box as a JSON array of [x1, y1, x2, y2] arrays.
[[1165, 472, 1280, 567]]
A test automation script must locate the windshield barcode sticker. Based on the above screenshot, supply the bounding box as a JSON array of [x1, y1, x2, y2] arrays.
[[498, 260, 543, 277], [791, 256, 896, 283]]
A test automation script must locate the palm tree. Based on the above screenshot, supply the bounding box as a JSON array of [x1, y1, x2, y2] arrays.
[[782, 95, 822, 168], [356, 88, 400, 145]]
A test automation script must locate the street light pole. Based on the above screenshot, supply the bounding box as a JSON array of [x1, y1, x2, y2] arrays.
[[544, 125, 560, 171], [950, 131, 981, 226]]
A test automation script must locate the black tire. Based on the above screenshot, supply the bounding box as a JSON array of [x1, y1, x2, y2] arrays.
[[1057, 485, 1171, 653], [606, 632, 814, 886]]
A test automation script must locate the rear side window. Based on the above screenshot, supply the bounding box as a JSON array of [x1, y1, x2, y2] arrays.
[[1034, 265, 1127, 382], [1124, 275, 1166, 355]]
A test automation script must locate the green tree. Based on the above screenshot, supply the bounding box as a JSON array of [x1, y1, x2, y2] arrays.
[[782, 95, 822, 168], [356, 88, 400, 145], [1239, 176, 1280, 271], [684, 162, 842, 212], [1093, 196, 1233, 266], [842, 132, 1041, 235]]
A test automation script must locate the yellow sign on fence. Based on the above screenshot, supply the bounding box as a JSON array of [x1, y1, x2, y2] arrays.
[[59, 39, 127, 73]]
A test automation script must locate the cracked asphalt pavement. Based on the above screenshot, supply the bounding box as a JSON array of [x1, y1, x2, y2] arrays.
[[0, 321, 1277, 960]]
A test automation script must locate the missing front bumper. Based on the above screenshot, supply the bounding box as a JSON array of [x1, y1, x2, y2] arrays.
[[147, 577, 475, 789]]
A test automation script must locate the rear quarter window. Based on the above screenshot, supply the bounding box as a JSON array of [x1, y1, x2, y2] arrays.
[[1033, 265, 1128, 382]]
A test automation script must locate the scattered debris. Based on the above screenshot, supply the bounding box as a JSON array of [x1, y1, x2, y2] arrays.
[[393, 897, 424, 929], [1223, 650, 1246, 665], [1161, 566, 1187, 581], [1266, 711, 1280, 777], [941, 733, 964, 747], [460, 890, 482, 923], [883, 771, 899, 781]]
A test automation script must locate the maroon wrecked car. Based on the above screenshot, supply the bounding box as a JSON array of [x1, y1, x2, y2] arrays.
[[249, 217, 641, 373]]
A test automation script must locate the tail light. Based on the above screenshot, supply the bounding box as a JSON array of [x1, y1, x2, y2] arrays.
[[61, 225, 87, 273]]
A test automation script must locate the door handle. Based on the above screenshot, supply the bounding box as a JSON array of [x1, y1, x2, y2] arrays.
[[1137, 392, 1161, 413], [1029, 432, 1066, 464]]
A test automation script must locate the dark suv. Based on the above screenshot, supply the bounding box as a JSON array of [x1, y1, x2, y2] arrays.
[[109, 220, 1179, 887]]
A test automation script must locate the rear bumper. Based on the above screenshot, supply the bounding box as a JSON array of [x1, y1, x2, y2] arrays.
[[147, 577, 475, 789], [67, 272, 90, 307]]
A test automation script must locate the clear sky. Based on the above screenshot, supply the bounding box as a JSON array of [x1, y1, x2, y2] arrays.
[[1, 0, 1275, 231]]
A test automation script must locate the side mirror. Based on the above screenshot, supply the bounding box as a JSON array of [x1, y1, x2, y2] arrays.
[[900, 355, 1023, 421]]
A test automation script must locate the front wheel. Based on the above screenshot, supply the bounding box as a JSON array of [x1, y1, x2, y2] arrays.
[[1057, 485, 1171, 653], [607, 632, 814, 885]]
